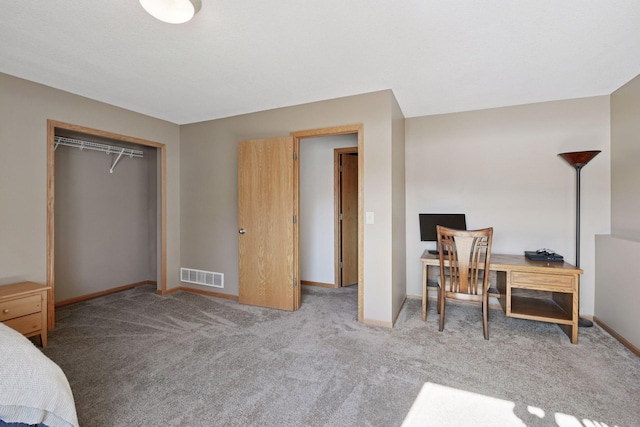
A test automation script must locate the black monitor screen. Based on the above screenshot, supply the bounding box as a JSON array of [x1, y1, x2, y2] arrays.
[[419, 213, 467, 241]]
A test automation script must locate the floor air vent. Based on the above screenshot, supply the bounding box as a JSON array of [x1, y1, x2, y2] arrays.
[[180, 268, 224, 288]]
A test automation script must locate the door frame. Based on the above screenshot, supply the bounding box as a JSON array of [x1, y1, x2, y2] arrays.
[[46, 120, 167, 329], [291, 124, 364, 322], [334, 147, 358, 287]]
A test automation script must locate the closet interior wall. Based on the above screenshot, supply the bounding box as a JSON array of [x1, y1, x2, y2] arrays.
[[54, 132, 158, 302]]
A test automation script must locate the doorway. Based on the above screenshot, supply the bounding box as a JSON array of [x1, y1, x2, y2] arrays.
[[292, 124, 364, 321], [236, 125, 363, 321], [298, 136, 357, 289], [335, 147, 358, 287], [46, 120, 167, 329]]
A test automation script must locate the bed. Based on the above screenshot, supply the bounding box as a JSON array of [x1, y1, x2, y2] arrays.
[[0, 323, 78, 427]]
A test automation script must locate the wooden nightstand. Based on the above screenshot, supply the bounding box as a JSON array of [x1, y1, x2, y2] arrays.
[[0, 282, 50, 347]]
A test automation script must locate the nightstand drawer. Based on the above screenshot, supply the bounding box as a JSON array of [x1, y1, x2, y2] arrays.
[[3, 312, 42, 335], [0, 295, 41, 321]]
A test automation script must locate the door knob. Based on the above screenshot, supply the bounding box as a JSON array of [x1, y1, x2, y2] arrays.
[[239, 228, 246, 234]]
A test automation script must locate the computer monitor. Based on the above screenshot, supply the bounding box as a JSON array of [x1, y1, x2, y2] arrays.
[[419, 213, 467, 254]]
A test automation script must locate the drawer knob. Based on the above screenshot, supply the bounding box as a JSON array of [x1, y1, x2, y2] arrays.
[[2, 309, 8, 314]]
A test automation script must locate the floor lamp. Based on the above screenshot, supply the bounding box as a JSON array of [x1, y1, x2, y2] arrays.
[[558, 150, 601, 328]]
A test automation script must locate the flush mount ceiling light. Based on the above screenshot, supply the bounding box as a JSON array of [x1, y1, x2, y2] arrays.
[[139, 0, 201, 24]]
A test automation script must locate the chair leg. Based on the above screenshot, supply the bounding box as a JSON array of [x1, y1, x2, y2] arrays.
[[439, 291, 445, 332], [482, 296, 489, 340]]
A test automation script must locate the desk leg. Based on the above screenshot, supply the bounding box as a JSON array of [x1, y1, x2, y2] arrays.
[[422, 262, 427, 321], [552, 289, 580, 344], [496, 270, 507, 314]]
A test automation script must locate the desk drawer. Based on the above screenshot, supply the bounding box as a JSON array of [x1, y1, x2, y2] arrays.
[[3, 313, 41, 335], [0, 295, 41, 321], [511, 272, 576, 292]]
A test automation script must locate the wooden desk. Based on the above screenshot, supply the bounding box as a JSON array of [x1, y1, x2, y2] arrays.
[[420, 252, 583, 344]]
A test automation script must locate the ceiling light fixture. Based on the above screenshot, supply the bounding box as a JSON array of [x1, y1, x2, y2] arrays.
[[139, 0, 201, 24]]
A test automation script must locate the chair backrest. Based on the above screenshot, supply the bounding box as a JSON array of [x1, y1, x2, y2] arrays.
[[436, 226, 493, 295]]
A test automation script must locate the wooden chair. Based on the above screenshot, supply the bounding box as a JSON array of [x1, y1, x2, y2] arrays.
[[436, 225, 494, 339]]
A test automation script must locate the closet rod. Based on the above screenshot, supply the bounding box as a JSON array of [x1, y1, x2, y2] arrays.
[[54, 136, 144, 173]]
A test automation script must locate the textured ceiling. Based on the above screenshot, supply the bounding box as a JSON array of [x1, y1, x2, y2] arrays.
[[2, 1, 640, 125]]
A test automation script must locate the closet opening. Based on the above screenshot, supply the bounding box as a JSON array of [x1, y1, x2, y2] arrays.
[[46, 120, 167, 330]]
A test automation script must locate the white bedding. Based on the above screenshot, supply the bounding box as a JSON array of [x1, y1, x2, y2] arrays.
[[0, 323, 78, 427]]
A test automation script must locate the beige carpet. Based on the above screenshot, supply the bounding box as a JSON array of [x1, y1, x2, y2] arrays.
[[43, 285, 639, 426]]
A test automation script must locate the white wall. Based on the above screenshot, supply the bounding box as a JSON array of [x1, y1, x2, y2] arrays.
[[595, 72, 640, 349], [595, 235, 640, 348], [300, 134, 357, 285], [405, 96, 611, 317], [391, 97, 406, 318], [610, 73, 640, 239]]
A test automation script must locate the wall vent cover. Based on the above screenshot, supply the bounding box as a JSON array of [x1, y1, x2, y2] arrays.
[[180, 268, 223, 288]]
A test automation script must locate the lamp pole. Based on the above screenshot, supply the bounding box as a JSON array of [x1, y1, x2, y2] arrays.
[[558, 150, 600, 328], [573, 161, 583, 269]]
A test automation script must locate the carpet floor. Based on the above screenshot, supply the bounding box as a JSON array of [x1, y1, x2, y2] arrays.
[[43, 285, 639, 426]]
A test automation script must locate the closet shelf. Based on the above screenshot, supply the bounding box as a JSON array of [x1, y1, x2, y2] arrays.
[[54, 136, 144, 173]]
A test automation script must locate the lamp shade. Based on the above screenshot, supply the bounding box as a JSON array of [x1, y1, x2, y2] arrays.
[[558, 150, 601, 168], [139, 0, 201, 24]]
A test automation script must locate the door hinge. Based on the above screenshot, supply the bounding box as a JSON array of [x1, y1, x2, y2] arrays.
[[293, 215, 297, 224], [340, 164, 343, 173], [340, 262, 343, 269], [293, 278, 298, 287], [340, 213, 343, 221], [293, 151, 298, 161]]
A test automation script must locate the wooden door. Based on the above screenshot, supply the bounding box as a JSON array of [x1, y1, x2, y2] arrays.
[[340, 152, 358, 286], [238, 137, 299, 310]]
